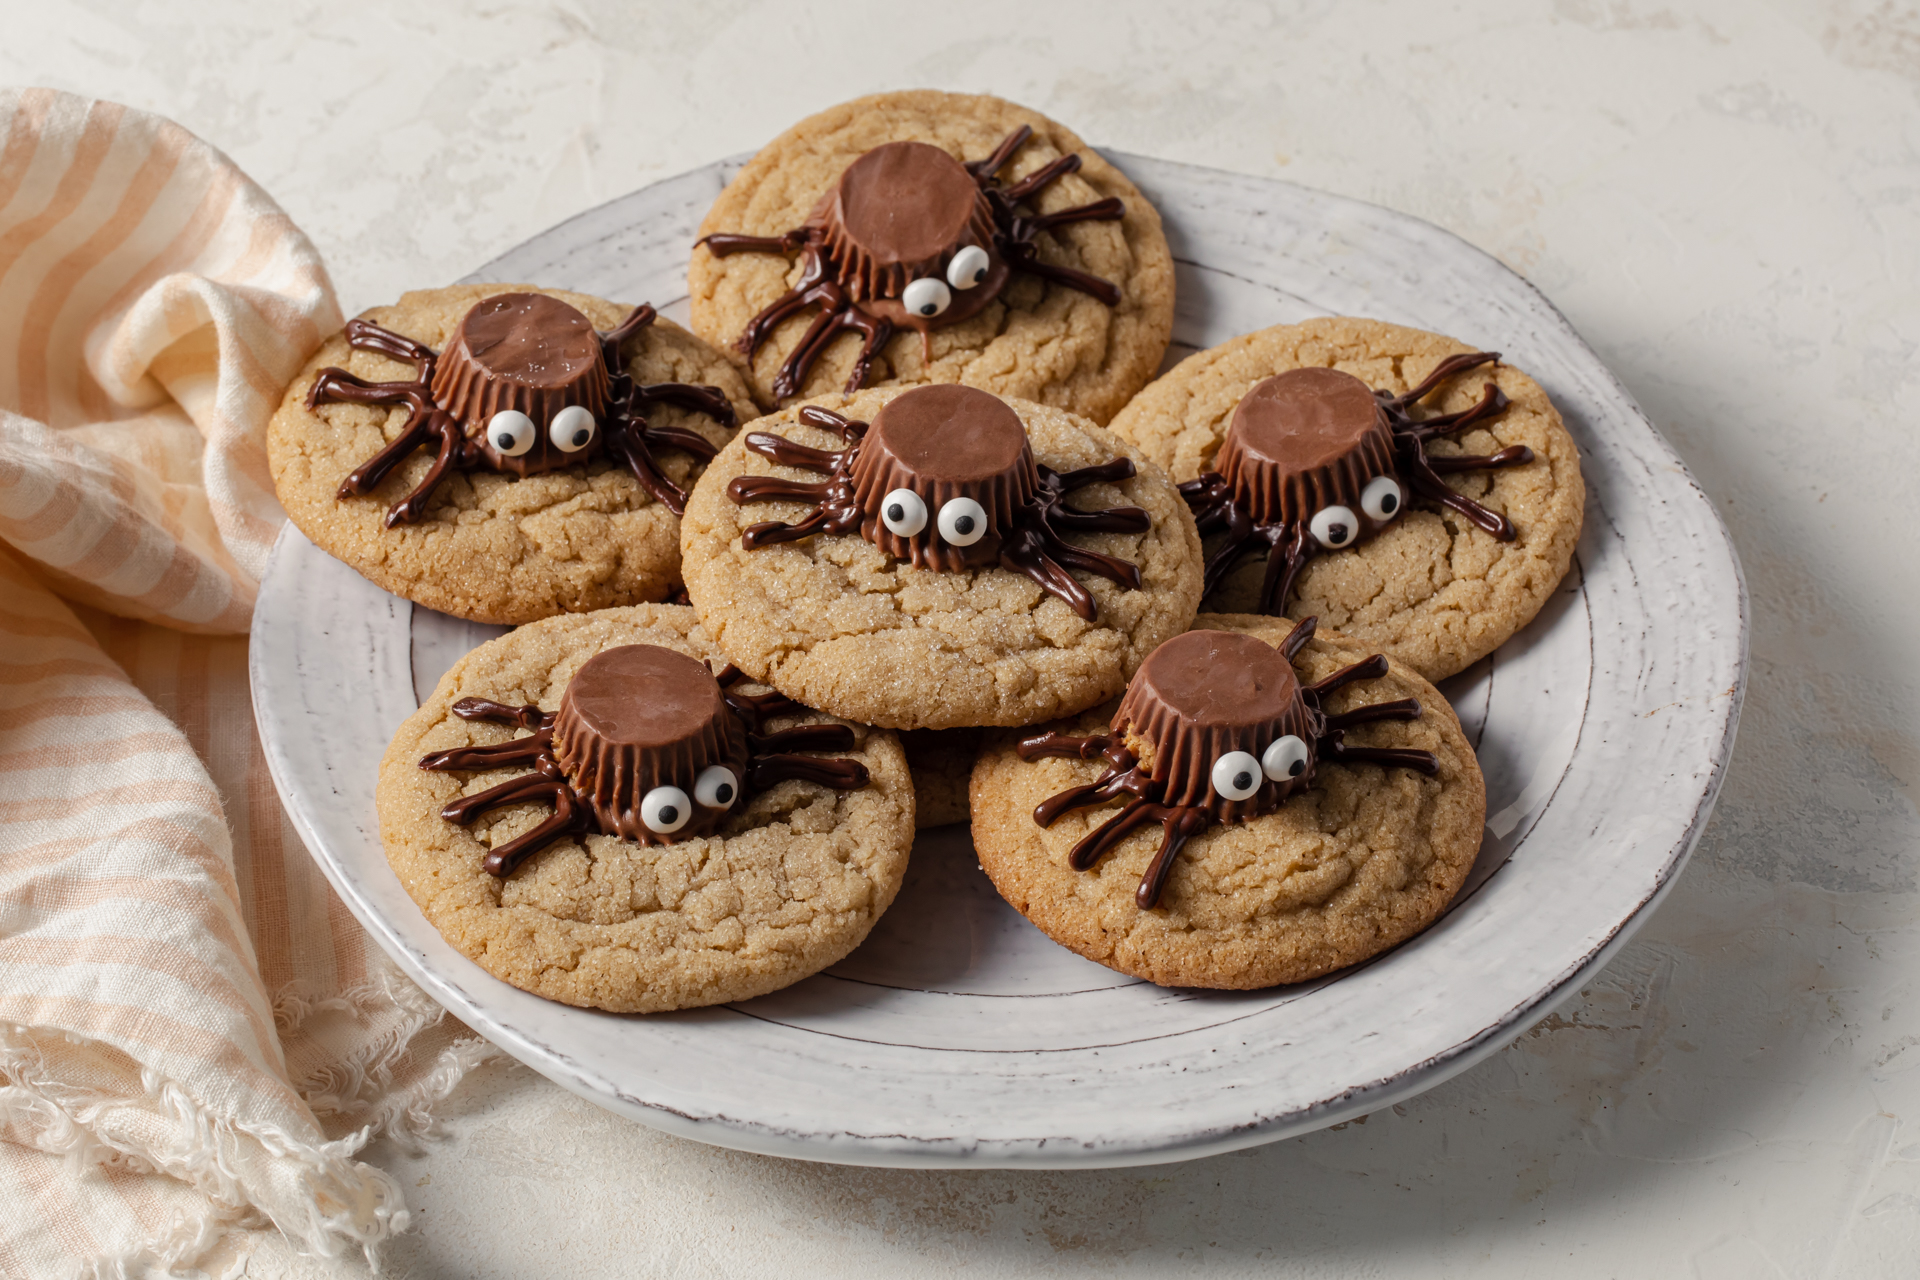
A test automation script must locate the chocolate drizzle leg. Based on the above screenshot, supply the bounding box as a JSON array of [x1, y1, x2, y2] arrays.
[[716, 665, 872, 791], [311, 320, 468, 525], [724, 385, 1148, 621], [1021, 619, 1438, 909], [1376, 353, 1531, 540], [697, 127, 1127, 402], [421, 646, 868, 877], [1003, 459, 1149, 619], [1180, 356, 1536, 617], [420, 699, 580, 877], [308, 293, 738, 525]]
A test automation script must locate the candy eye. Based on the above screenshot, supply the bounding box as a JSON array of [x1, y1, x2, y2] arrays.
[[1211, 751, 1263, 802], [1360, 476, 1403, 522], [550, 405, 596, 453], [902, 277, 952, 319], [1309, 504, 1360, 549], [937, 497, 988, 546], [488, 410, 536, 457], [881, 488, 928, 537], [946, 245, 991, 290], [1261, 735, 1310, 782], [640, 785, 691, 835], [693, 765, 739, 810]]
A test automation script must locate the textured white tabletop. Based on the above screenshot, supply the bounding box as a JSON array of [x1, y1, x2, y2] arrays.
[[15, 1, 1920, 1275]]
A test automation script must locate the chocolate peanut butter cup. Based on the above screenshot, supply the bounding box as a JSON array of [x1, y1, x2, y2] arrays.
[[432, 293, 611, 478], [1114, 630, 1317, 818], [550, 645, 748, 842], [814, 141, 1007, 326], [1218, 368, 1398, 530], [850, 384, 1036, 570]]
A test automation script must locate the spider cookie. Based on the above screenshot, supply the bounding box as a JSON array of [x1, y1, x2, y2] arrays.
[[269, 284, 756, 624], [680, 383, 1203, 731], [378, 604, 914, 1012], [689, 90, 1174, 424], [969, 614, 1485, 989], [1106, 317, 1585, 681]]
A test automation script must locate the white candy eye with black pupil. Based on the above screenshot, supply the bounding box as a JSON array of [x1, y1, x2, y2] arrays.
[[937, 497, 988, 546], [1262, 735, 1310, 782], [640, 785, 691, 834], [947, 245, 991, 290], [880, 488, 928, 537], [488, 409, 536, 457], [1211, 751, 1264, 802], [550, 405, 596, 453], [902, 277, 951, 318], [1309, 504, 1360, 549], [1360, 476, 1403, 522], [693, 765, 739, 810]]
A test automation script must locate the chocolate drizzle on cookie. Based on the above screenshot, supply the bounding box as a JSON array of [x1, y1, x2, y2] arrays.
[[308, 292, 739, 526], [696, 126, 1127, 402], [1019, 620, 1438, 909], [722, 385, 1149, 621], [419, 644, 869, 877], [1179, 354, 1536, 615]]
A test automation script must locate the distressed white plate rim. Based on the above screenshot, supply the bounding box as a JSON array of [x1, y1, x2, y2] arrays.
[[250, 151, 1746, 1168]]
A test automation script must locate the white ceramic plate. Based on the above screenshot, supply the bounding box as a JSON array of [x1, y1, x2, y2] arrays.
[[251, 152, 1746, 1168]]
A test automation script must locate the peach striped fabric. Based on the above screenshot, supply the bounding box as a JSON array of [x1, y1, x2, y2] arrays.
[[0, 90, 492, 1278]]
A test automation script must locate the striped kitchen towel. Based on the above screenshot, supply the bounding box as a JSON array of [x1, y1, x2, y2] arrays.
[[0, 89, 493, 1278]]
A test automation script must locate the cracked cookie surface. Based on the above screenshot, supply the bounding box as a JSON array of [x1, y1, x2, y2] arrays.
[[378, 605, 914, 1012], [269, 284, 758, 625], [680, 386, 1204, 731], [968, 613, 1484, 989], [1106, 317, 1585, 681], [689, 90, 1174, 425]]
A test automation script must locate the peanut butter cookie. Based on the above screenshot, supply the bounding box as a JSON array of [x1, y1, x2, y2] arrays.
[[969, 613, 1484, 988], [679, 385, 1203, 731], [378, 604, 913, 1013], [1106, 317, 1584, 681], [269, 284, 756, 624], [689, 90, 1173, 425]]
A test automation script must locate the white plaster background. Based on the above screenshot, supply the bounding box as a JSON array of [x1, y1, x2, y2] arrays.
[[10, 0, 1920, 1275]]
